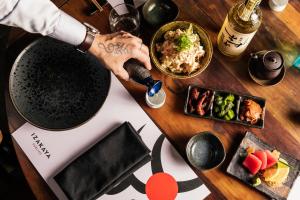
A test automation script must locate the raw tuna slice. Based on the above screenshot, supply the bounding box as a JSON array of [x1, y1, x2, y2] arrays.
[[243, 154, 262, 175], [265, 150, 278, 168], [253, 150, 267, 170]]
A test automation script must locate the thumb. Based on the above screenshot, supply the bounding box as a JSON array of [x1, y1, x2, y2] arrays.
[[114, 67, 130, 81]]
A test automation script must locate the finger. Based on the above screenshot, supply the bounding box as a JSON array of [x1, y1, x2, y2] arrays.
[[114, 67, 130, 81], [123, 37, 144, 51], [113, 31, 135, 40], [120, 32, 135, 38], [132, 36, 143, 44], [132, 49, 152, 70], [120, 36, 143, 47], [120, 31, 136, 38], [106, 32, 124, 39], [122, 32, 143, 43], [140, 44, 149, 56]]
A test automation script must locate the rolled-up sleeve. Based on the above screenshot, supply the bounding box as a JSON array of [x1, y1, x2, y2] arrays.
[[0, 0, 86, 46]]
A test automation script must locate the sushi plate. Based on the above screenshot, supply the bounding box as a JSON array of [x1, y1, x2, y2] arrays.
[[227, 132, 300, 200]]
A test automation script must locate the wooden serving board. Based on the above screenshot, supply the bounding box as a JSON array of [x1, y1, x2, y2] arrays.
[[227, 132, 300, 200]]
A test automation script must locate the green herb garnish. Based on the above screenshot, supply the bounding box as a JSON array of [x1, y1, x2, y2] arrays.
[[186, 24, 193, 35], [251, 176, 261, 187], [176, 34, 193, 51]]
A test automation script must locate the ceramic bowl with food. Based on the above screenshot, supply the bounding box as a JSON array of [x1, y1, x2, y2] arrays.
[[150, 21, 213, 79]]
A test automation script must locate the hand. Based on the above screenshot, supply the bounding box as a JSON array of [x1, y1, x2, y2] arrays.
[[88, 31, 151, 80]]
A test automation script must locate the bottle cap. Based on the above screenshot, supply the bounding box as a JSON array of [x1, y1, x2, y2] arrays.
[[269, 0, 288, 12], [145, 89, 166, 109]]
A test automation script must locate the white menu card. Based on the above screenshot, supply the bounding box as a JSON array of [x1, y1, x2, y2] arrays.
[[12, 75, 210, 200]]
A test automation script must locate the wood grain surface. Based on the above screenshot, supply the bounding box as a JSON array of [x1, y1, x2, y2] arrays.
[[3, 0, 300, 199]]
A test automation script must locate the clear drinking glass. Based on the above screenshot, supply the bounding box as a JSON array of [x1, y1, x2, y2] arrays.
[[109, 3, 141, 36]]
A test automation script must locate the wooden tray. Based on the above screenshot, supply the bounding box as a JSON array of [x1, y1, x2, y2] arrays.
[[227, 132, 300, 200]]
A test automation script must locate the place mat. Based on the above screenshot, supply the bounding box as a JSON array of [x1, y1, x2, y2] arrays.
[[12, 75, 210, 200]]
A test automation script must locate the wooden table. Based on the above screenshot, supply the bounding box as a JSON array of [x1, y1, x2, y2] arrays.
[[4, 0, 300, 199]]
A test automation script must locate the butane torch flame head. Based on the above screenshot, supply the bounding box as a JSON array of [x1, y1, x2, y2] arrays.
[[148, 80, 162, 97]]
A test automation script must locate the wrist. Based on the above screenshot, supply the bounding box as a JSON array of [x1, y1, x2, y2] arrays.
[[88, 34, 108, 60], [88, 33, 104, 56], [77, 23, 100, 53]]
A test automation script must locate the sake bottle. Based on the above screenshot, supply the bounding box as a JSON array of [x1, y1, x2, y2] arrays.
[[217, 0, 262, 57]]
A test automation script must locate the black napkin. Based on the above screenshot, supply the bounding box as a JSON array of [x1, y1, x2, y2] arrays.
[[54, 122, 151, 200]]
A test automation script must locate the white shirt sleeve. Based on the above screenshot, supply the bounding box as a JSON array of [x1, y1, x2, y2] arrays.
[[0, 0, 86, 46]]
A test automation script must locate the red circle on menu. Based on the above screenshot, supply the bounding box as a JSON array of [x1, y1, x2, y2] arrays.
[[146, 172, 178, 200]]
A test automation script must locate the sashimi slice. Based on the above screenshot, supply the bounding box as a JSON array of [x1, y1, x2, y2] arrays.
[[243, 154, 262, 175], [265, 150, 278, 169], [253, 150, 267, 170]]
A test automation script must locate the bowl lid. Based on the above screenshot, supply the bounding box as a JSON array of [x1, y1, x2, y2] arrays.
[[263, 51, 283, 70]]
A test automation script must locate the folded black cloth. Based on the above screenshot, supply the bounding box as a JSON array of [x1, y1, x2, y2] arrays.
[[54, 122, 151, 200]]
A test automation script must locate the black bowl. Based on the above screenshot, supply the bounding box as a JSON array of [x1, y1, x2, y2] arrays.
[[142, 0, 179, 27], [186, 132, 225, 170]]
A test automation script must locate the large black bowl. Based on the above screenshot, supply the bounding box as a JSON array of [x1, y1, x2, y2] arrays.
[[9, 37, 111, 130]]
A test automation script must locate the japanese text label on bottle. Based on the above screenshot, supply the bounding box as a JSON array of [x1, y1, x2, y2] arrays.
[[217, 16, 257, 56]]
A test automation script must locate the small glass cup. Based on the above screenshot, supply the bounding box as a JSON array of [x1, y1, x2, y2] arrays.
[[109, 3, 141, 36]]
